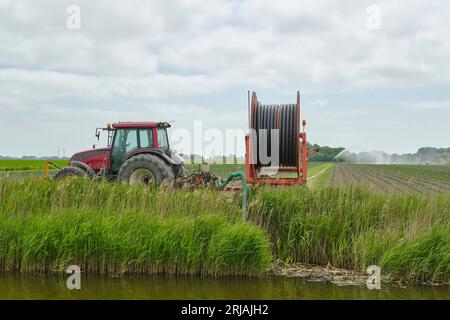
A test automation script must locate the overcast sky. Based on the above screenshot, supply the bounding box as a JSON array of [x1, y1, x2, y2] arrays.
[[0, 0, 449, 157]]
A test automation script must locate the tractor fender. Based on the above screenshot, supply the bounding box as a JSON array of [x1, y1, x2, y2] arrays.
[[68, 160, 96, 177], [125, 149, 176, 166]]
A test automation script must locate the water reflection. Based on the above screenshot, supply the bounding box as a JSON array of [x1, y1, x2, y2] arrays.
[[0, 273, 448, 300]]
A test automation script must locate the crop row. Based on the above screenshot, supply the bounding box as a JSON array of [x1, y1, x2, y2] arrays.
[[327, 164, 450, 196]]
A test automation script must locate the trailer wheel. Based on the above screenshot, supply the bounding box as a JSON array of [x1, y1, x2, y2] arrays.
[[118, 154, 175, 186], [54, 166, 86, 180]]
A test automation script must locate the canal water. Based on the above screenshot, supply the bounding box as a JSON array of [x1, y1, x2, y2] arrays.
[[0, 272, 448, 300]]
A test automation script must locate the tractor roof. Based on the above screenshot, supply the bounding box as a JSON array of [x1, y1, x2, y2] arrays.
[[111, 122, 170, 129]]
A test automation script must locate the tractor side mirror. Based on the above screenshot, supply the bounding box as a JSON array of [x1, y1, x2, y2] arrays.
[[95, 128, 101, 141]]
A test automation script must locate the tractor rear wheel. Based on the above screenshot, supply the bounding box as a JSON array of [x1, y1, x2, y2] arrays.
[[54, 166, 86, 180], [117, 154, 175, 186]]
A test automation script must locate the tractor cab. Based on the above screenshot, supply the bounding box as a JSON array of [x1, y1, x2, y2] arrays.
[[106, 122, 171, 173]]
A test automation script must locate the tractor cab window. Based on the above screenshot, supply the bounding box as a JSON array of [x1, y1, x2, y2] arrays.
[[124, 130, 138, 153], [112, 129, 138, 153], [157, 128, 169, 150], [139, 129, 154, 148]]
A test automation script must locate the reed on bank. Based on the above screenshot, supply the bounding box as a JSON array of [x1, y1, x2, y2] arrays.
[[0, 178, 271, 275], [250, 186, 450, 283]]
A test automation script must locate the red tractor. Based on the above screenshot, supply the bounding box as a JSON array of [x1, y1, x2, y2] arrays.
[[55, 121, 188, 185]]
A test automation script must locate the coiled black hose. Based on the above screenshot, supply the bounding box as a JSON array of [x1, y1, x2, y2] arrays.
[[251, 101, 299, 167]]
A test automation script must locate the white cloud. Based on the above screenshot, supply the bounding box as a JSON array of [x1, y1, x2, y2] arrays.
[[401, 101, 450, 110], [0, 0, 449, 156], [309, 99, 329, 107]]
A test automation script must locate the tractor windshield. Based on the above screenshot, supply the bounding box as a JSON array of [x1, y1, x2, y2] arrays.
[[157, 128, 169, 150]]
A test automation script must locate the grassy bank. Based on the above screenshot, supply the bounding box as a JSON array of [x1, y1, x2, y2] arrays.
[[0, 178, 449, 283], [0, 179, 271, 276], [250, 186, 450, 283]]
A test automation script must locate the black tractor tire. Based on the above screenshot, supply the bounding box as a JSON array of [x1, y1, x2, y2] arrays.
[[173, 164, 189, 179], [117, 154, 175, 186], [54, 166, 86, 180]]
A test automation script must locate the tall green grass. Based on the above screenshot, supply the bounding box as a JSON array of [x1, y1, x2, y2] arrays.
[[0, 178, 241, 220], [250, 186, 450, 283], [0, 179, 271, 276]]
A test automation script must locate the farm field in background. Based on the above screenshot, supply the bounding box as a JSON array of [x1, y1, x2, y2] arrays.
[[0, 162, 251, 180], [0, 160, 244, 173], [327, 164, 450, 196], [0, 160, 68, 171], [1, 160, 449, 196], [0, 161, 323, 182], [0, 160, 322, 176]]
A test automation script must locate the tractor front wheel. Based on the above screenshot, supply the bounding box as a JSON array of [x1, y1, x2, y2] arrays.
[[54, 166, 86, 180], [117, 154, 175, 186], [173, 164, 189, 179]]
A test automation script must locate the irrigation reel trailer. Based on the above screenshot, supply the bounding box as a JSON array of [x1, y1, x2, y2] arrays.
[[245, 91, 309, 187], [176, 90, 310, 186]]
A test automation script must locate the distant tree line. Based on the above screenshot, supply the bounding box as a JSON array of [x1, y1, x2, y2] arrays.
[[391, 147, 450, 164], [307, 143, 346, 162], [337, 147, 450, 164]]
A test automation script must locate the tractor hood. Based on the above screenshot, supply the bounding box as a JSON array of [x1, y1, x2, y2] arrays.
[[69, 147, 111, 163]]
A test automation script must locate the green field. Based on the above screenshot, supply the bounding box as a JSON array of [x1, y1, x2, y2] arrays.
[[0, 161, 244, 177], [0, 160, 68, 171], [0, 161, 245, 180], [0, 161, 322, 182]]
